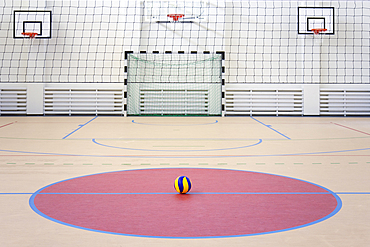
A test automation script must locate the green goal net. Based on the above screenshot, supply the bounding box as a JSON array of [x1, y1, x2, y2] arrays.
[[127, 53, 222, 116]]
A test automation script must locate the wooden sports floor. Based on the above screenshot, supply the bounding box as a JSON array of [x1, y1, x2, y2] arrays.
[[0, 116, 369, 246]]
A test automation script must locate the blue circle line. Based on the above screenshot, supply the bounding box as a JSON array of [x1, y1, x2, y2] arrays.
[[29, 167, 342, 239], [92, 138, 263, 152]]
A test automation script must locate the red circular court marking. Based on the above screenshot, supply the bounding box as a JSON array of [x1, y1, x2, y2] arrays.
[[32, 168, 340, 238]]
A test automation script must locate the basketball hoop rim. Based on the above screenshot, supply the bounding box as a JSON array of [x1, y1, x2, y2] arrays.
[[311, 28, 327, 35], [167, 14, 185, 22], [21, 32, 38, 38]]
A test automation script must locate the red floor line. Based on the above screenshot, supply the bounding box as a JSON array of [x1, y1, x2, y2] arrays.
[[331, 122, 370, 136], [0, 122, 16, 128]]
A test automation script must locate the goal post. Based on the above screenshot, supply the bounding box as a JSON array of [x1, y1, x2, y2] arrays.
[[127, 53, 222, 116]]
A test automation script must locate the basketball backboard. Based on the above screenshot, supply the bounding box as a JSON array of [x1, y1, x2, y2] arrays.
[[298, 7, 334, 35], [14, 10, 52, 39], [143, 1, 209, 23]]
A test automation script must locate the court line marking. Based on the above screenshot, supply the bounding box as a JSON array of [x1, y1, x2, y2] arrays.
[[0, 135, 368, 141], [28, 167, 342, 239], [62, 116, 98, 139], [336, 192, 370, 194], [0, 193, 34, 195], [92, 138, 263, 152], [131, 120, 218, 126], [153, 145, 205, 147], [0, 146, 369, 158], [250, 117, 291, 140], [0, 122, 16, 128], [2, 192, 370, 195], [20, 192, 370, 195], [331, 122, 370, 136]]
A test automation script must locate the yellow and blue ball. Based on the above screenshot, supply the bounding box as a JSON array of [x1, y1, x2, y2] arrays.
[[174, 176, 192, 194]]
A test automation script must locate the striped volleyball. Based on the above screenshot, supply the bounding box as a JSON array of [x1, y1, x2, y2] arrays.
[[174, 176, 192, 194]]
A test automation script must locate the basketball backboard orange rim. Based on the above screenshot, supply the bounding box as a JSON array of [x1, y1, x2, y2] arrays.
[[311, 28, 327, 35], [167, 14, 185, 22], [21, 32, 38, 38]]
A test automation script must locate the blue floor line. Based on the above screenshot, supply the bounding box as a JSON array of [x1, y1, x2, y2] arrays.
[[250, 116, 291, 140], [0, 146, 370, 158], [2, 192, 370, 195], [62, 116, 98, 139]]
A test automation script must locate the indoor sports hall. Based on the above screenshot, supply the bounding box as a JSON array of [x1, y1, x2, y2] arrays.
[[0, 1, 369, 246]]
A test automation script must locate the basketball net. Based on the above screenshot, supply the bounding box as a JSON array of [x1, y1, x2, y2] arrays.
[[311, 29, 326, 45]]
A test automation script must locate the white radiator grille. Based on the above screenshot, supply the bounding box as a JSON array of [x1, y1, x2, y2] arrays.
[[320, 89, 370, 116], [225, 87, 303, 116], [44, 88, 124, 115], [139, 89, 209, 115], [0, 88, 27, 115]]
